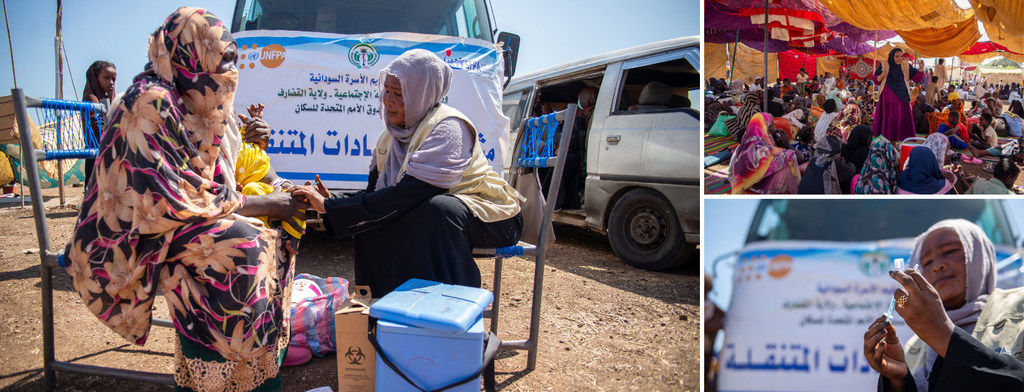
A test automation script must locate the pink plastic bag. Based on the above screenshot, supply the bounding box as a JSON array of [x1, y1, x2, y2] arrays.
[[289, 274, 349, 356]]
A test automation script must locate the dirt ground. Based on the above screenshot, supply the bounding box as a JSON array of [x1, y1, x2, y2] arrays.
[[0, 186, 700, 392]]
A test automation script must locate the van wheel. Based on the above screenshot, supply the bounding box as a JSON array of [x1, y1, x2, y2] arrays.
[[607, 189, 690, 271]]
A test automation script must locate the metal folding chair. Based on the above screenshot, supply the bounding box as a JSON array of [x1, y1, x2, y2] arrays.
[[11, 88, 175, 390], [475, 104, 577, 371]]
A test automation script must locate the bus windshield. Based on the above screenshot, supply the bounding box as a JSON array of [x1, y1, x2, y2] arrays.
[[746, 199, 1018, 246], [232, 0, 494, 42]]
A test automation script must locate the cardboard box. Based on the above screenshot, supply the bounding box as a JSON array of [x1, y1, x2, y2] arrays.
[[335, 286, 376, 392]]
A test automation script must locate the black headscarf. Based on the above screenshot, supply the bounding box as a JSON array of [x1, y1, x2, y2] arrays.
[[842, 125, 872, 173], [83, 61, 115, 103], [875, 49, 916, 103]]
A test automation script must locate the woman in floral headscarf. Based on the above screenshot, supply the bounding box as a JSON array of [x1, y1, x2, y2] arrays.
[[854, 136, 900, 194], [728, 112, 801, 194], [65, 7, 307, 391]]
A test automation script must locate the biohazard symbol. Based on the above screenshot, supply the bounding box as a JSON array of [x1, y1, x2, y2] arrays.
[[345, 345, 366, 365]]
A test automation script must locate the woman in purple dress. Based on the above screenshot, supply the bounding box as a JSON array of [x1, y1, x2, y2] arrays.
[[872, 49, 925, 142]]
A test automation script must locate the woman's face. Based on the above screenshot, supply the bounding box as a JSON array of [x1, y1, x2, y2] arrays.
[[216, 43, 239, 74], [893, 51, 904, 65], [919, 227, 968, 309], [98, 67, 117, 96], [383, 74, 406, 127]]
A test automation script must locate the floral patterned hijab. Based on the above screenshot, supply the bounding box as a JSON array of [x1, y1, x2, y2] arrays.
[[728, 113, 801, 194], [65, 7, 291, 364], [854, 136, 899, 194]]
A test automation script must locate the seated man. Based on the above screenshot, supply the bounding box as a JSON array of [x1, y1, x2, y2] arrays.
[[780, 78, 796, 102]]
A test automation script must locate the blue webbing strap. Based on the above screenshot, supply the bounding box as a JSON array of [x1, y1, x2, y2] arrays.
[[493, 245, 524, 257]]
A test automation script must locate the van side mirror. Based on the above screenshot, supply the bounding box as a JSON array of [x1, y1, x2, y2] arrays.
[[496, 31, 520, 87]]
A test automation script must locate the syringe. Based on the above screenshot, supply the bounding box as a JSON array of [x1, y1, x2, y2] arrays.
[[884, 258, 905, 323]]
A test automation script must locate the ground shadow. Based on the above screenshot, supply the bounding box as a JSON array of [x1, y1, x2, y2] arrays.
[[529, 222, 700, 307]]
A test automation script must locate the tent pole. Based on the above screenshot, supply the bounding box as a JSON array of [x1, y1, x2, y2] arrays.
[[728, 30, 739, 86], [763, 0, 768, 113]]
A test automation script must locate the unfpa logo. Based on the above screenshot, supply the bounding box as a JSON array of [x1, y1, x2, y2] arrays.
[[239, 43, 286, 70], [349, 43, 379, 69]]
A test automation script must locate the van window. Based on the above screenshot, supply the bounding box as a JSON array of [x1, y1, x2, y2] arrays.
[[746, 199, 1016, 246], [502, 89, 531, 133], [611, 47, 700, 118]]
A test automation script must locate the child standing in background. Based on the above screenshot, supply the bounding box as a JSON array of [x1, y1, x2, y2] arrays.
[[81, 61, 116, 188]]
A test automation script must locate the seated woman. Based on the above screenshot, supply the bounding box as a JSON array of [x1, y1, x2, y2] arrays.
[[898, 146, 954, 194], [798, 134, 856, 194], [1004, 100, 1024, 138], [728, 113, 801, 194], [843, 125, 873, 174], [295, 49, 523, 296], [64, 7, 308, 391], [854, 136, 900, 194], [863, 219, 1024, 391]]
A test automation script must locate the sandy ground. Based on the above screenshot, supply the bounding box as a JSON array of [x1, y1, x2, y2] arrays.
[[0, 186, 700, 392]]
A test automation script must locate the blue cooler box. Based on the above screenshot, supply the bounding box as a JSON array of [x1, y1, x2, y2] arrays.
[[374, 317, 485, 392], [369, 279, 493, 334], [371, 279, 493, 392]]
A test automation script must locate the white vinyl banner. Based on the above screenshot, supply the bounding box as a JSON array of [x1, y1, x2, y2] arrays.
[[233, 31, 510, 190], [718, 241, 917, 392]]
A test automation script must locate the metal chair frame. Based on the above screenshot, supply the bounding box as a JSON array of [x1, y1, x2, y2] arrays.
[[476, 104, 577, 371], [11, 89, 175, 390]]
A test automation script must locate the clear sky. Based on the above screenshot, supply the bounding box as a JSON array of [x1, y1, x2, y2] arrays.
[[0, 0, 698, 100]]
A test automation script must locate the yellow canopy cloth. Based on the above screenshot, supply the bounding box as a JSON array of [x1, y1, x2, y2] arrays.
[[897, 15, 982, 58], [729, 43, 779, 84], [707, 43, 730, 81], [978, 18, 1024, 53], [816, 55, 843, 77], [970, 0, 1024, 38], [817, 0, 974, 31]]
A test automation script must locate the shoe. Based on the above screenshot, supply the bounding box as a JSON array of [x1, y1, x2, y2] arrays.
[[961, 154, 983, 164], [282, 345, 312, 367]]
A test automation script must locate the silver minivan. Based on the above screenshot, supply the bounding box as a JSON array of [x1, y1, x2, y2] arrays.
[[502, 37, 700, 270]]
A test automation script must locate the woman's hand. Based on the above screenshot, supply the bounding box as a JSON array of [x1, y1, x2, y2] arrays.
[[238, 113, 271, 149], [864, 315, 908, 389], [890, 268, 957, 357], [292, 186, 326, 214], [241, 187, 309, 229]]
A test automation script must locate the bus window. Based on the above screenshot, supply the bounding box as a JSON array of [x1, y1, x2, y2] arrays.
[[232, 0, 494, 42]]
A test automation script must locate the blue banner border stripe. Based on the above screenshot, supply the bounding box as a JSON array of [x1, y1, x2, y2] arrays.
[[277, 172, 369, 182]]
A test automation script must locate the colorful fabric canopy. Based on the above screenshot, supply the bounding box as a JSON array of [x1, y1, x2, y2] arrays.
[[897, 15, 982, 58], [977, 17, 1024, 53], [969, 0, 1024, 38], [817, 0, 974, 31]]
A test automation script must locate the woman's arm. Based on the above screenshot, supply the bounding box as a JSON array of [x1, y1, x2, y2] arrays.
[[928, 328, 1024, 390], [295, 174, 446, 239]]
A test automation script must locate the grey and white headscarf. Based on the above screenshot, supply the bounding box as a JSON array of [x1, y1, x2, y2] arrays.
[[374, 49, 472, 190], [907, 219, 997, 392]]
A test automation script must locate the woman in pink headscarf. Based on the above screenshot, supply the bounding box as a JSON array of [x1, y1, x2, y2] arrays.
[[728, 113, 801, 194]]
